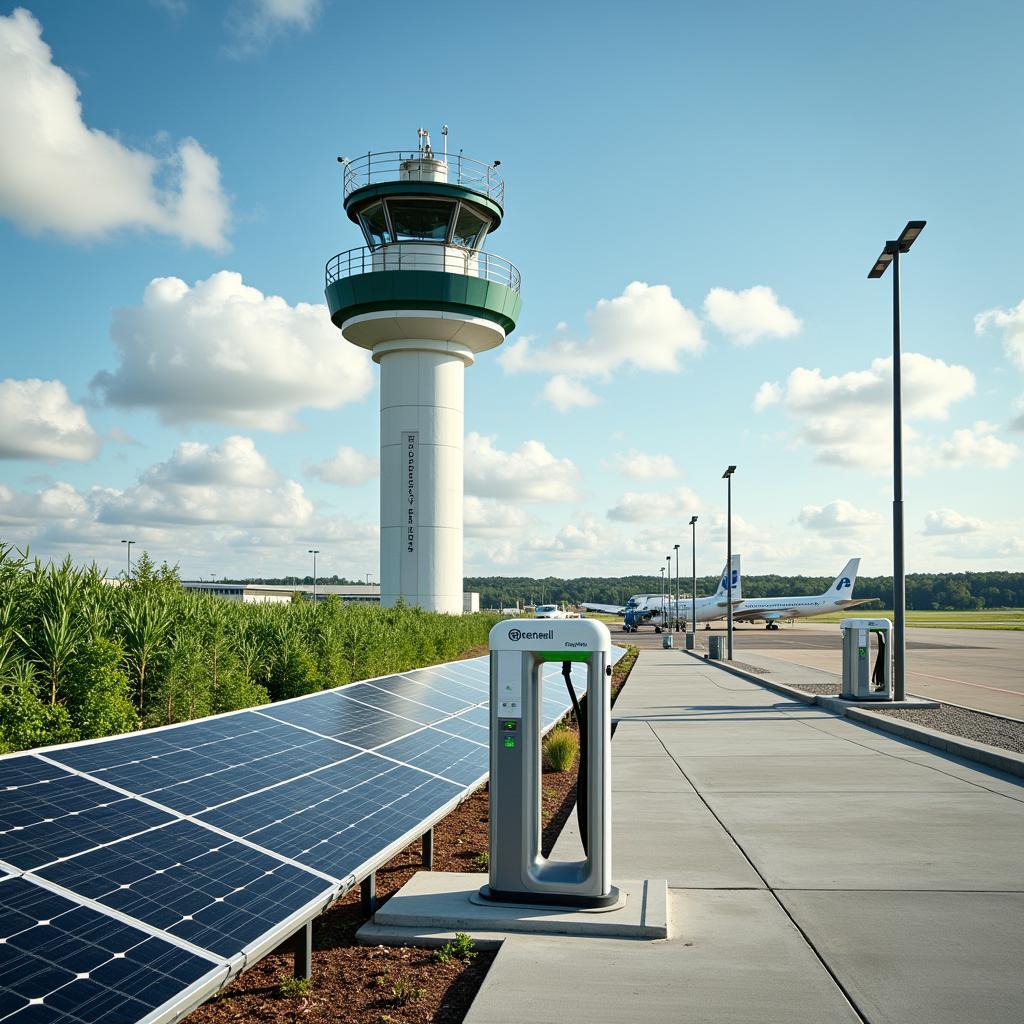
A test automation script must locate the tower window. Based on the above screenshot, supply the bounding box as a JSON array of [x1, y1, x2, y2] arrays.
[[451, 203, 487, 248], [386, 199, 454, 241], [359, 202, 391, 247]]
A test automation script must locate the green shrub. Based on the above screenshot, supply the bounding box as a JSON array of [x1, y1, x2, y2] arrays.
[[390, 980, 425, 1004], [0, 544, 503, 752], [543, 727, 578, 772], [434, 932, 477, 964], [278, 976, 313, 998]]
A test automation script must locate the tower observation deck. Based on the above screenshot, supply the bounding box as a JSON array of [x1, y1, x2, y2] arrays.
[[325, 130, 521, 614]]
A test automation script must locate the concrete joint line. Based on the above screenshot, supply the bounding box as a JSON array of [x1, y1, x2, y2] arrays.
[[681, 650, 1024, 780], [647, 724, 871, 1024]]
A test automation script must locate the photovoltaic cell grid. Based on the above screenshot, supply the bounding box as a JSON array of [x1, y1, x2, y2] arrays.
[[0, 647, 624, 1023]]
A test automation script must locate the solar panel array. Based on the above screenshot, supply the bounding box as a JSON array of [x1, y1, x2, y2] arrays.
[[0, 648, 624, 1024]]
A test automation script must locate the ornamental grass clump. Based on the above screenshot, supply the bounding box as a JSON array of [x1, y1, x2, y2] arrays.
[[542, 727, 578, 772]]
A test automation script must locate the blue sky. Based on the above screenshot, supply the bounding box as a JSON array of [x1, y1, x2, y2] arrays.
[[1, 0, 1022, 582]]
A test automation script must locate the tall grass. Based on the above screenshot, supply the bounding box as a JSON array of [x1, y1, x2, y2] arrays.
[[0, 545, 501, 755]]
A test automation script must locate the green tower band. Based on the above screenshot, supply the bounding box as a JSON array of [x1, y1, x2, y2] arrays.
[[325, 132, 521, 613]]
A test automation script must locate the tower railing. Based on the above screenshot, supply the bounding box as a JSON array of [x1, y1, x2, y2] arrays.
[[342, 151, 504, 204], [326, 245, 521, 291]]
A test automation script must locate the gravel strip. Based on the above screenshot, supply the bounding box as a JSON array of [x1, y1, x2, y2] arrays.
[[787, 682, 840, 696], [783, 682, 1024, 755], [871, 704, 1024, 755]]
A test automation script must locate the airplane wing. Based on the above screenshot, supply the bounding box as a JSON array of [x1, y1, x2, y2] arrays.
[[580, 602, 626, 615]]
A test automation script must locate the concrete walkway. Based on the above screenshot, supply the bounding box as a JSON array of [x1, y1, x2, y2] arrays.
[[466, 649, 1024, 1024]]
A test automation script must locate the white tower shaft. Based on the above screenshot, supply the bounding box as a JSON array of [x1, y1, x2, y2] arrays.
[[378, 340, 470, 614]]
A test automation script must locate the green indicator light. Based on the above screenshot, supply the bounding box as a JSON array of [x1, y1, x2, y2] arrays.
[[858, 647, 867, 658], [503, 720, 517, 731], [503, 736, 516, 749]]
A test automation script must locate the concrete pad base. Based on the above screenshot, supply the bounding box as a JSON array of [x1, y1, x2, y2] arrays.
[[356, 871, 669, 943]]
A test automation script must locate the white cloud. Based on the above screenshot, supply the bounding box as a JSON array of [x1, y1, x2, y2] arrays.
[[0, 9, 229, 249], [934, 421, 1019, 469], [92, 272, 373, 430], [501, 282, 704, 379], [226, 0, 321, 55], [307, 446, 380, 486], [755, 352, 976, 469], [605, 449, 680, 480], [463, 496, 531, 539], [922, 509, 987, 535], [464, 433, 580, 502], [0, 482, 88, 526], [541, 375, 599, 412], [142, 435, 278, 487], [798, 500, 882, 532], [499, 282, 705, 408], [0, 378, 99, 462], [753, 381, 782, 411], [607, 487, 702, 523], [703, 285, 801, 345], [97, 436, 313, 527], [975, 298, 1024, 370]]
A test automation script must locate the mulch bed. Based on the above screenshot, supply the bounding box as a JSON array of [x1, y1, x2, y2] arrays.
[[189, 645, 638, 1024]]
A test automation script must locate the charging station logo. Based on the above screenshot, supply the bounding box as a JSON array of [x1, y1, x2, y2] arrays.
[[508, 628, 553, 641], [835, 577, 852, 591]]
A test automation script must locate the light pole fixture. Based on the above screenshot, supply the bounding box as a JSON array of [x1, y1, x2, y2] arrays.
[[722, 466, 736, 660], [673, 544, 680, 633], [120, 539, 134, 581], [308, 549, 320, 603], [689, 516, 698, 636], [868, 219, 925, 702]]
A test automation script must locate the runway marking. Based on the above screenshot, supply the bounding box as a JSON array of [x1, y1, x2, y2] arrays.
[[907, 669, 1023, 697]]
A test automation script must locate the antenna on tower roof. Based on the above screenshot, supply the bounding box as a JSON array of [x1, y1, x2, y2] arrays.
[[417, 127, 433, 158], [441, 124, 448, 162]]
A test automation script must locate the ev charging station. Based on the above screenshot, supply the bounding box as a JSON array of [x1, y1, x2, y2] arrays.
[[840, 617, 893, 700], [482, 618, 617, 908]]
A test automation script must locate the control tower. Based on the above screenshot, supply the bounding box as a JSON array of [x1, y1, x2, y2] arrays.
[[326, 130, 521, 613]]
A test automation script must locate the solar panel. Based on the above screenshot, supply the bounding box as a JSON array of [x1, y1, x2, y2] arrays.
[[47, 714, 361, 816], [196, 754, 462, 881], [0, 875, 221, 1024], [376, 730, 489, 787], [0, 759, 176, 871], [0, 645, 627, 1023], [34, 820, 332, 958]]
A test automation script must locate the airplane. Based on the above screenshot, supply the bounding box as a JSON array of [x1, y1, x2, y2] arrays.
[[729, 557, 874, 630], [582, 556, 742, 632]]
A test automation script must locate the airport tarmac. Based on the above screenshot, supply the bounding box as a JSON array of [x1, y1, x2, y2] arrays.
[[609, 621, 1024, 718]]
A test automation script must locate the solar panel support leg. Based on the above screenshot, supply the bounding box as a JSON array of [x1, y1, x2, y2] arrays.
[[361, 872, 377, 916], [422, 827, 434, 868], [292, 921, 312, 980]]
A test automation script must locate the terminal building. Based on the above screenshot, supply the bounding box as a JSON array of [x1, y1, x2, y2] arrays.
[[181, 581, 480, 611]]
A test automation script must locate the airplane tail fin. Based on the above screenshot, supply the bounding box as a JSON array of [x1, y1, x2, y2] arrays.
[[713, 554, 742, 599], [826, 557, 860, 598]]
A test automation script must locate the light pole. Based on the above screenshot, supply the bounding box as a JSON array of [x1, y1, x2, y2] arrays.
[[868, 220, 925, 702], [666, 556, 672, 630], [673, 544, 680, 632], [308, 549, 320, 603], [120, 539, 134, 580], [722, 466, 736, 660], [689, 515, 698, 636], [659, 566, 666, 629]]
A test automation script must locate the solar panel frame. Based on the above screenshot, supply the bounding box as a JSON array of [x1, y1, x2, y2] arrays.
[[0, 645, 627, 1024]]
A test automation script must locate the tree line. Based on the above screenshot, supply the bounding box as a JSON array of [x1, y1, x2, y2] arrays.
[[464, 572, 1024, 611], [0, 546, 500, 755]]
